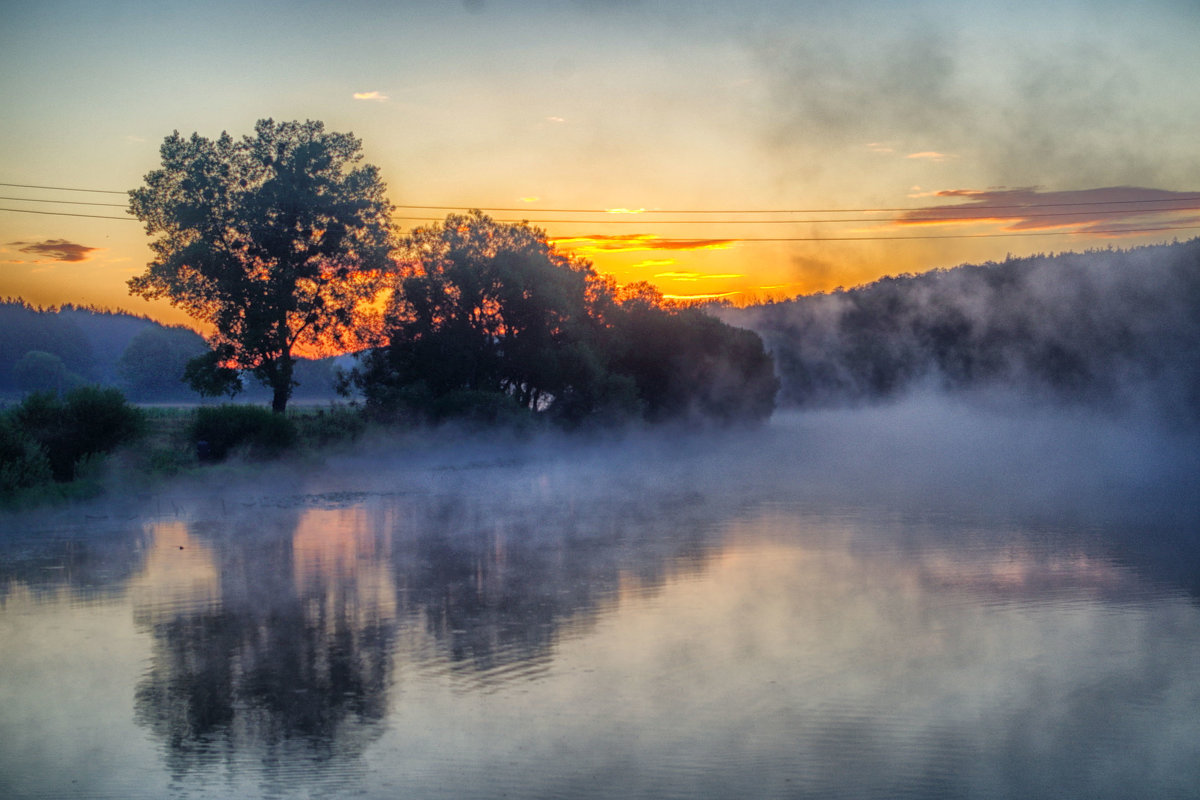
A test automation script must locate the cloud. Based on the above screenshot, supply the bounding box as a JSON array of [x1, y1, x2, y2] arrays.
[[895, 187, 1200, 233], [655, 271, 744, 281], [10, 239, 98, 262], [661, 291, 741, 301], [545, 116, 566, 123], [353, 91, 388, 102], [551, 234, 736, 253], [907, 151, 956, 162]]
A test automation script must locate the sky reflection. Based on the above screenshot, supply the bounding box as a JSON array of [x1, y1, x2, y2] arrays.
[[2, 411, 1199, 798]]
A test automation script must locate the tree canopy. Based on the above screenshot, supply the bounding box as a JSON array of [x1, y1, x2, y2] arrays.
[[351, 212, 777, 426], [128, 119, 394, 412]]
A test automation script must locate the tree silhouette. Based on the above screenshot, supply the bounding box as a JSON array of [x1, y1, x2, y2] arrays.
[[353, 213, 777, 425], [128, 119, 394, 412]]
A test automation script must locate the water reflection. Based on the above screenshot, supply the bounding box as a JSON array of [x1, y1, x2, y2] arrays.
[[122, 476, 725, 781], [132, 509, 393, 777], [2, 410, 1199, 799]]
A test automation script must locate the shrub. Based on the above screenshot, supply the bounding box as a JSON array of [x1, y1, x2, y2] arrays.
[[0, 413, 52, 495], [291, 406, 367, 447], [10, 387, 143, 481], [191, 405, 297, 461]]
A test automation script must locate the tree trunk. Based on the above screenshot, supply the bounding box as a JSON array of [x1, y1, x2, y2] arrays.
[[271, 350, 293, 414], [272, 382, 289, 414]]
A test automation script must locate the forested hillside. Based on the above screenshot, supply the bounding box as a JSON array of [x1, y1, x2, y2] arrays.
[[720, 240, 1200, 421], [0, 301, 341, 402]]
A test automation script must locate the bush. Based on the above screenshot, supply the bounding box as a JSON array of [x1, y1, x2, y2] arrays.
[[291, 406, 367, 447], [0, 414, 52, 495], [191, 405, 297, 461], [9, 387, 143, 482]]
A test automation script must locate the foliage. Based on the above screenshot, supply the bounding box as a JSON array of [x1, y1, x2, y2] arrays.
[[720, 239, 1200, 420], [290, 405, 368, 447], [350, 212, 777, 426], [128, 118, 394, 413], [0, 413, 52, 495], [182, 344, 244, 399], [190, 405, 298, 461], [5, 387, 144, 483], [12, 350, 82, 394], [118, 325, 210, 399], [0, 300, 95, 390]]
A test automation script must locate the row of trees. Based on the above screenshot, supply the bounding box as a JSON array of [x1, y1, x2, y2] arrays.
[[128, 119, 777, 424]]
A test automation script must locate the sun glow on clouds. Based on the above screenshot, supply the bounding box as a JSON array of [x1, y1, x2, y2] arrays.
[[655, 271, 744, 281], [907, 151, 957, 162], [353, 91, 388, 102], [552, 234, 735, 253], [894, 186, 1200, 234]]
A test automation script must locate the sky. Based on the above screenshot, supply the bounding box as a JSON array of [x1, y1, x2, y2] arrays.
[[2, 0, 1199, 329]]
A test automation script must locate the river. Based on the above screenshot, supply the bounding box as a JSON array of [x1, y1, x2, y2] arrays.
[[2, 399, 1199, 799]]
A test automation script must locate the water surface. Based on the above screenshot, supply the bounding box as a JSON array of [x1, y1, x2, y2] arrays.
[[2, 402, 1199, 799]]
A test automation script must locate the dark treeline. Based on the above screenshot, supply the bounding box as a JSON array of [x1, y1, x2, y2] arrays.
[[0, 300, 344, 402], [721, 239, 1200, 422]]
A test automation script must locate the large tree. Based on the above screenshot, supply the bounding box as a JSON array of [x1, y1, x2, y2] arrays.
[[353, 212, 778, 426], [128, 119, 394, 412]]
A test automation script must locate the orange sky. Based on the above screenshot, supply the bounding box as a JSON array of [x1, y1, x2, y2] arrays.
[[3, 1, 1200, 331]]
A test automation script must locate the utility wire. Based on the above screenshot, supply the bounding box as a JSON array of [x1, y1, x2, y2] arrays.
[[0, 207, 132, 221], [6, 205, 1196, 241], [0, 195, 127, 208], [5, 181, 1200, 215], [389, 196, 1200, 214], [5, 193, 1198, 222], [391, 205, 1200, 225], [0, 182, 126, 195], [7, 193, 1197, 225]]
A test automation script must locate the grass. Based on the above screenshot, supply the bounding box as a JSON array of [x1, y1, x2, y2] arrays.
[[2, 401, 374, 510]]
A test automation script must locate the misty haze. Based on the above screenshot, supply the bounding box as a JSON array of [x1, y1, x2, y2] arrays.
[[3, 234, 1200, 797]]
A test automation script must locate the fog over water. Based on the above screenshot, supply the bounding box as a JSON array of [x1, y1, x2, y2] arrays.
[[2, 393, 1199, 799]]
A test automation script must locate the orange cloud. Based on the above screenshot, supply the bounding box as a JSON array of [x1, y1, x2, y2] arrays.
[[655, 271, 744, 281], [353, 91, 388, 101], [552, 234, 735, 253], [661, 291, 741, 301]]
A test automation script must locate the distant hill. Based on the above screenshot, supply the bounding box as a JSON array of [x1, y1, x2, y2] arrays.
[[0, 300, 344, 403], [718, 239, 1200, 423]]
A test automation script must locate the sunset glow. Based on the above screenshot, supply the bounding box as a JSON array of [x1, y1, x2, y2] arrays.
[[2, 1, 1199, 325]]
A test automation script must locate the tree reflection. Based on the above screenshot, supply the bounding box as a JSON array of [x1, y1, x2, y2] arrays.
[[390, 484, 715, 683], [130, 479, 722, 774], [133, 510, 394, 777]]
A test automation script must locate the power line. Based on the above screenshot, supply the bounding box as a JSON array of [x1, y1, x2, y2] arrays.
[[6, 180, 1200, 215], [0, 207, 132, 221], [388, 195, 1200, 214], [392, 205, 1200, 225], [4, 205, 1200, 241], [0, 195, 127, 208], [3, 192, 1197, 224], [0, 182, 126, 195]]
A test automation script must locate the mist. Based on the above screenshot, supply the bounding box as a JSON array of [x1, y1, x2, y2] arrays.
[[719, 239, 1200, 427]]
